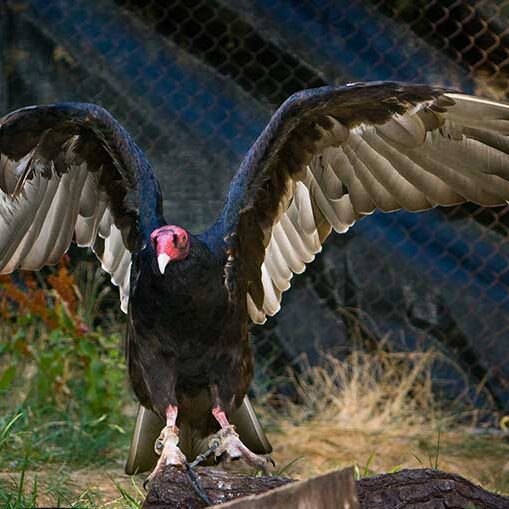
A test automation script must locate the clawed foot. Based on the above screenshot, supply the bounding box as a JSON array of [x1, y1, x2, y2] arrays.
[[144, 425, 186, 489], [208, 425, 274, 475]]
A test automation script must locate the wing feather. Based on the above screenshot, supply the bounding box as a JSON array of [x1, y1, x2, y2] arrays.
[[75, 198, 108, 247], [323, 147, 376, 214], [1, 175, 51, 272], [261, 263, 281, 316], [279, 213, 315, 263], [272, 222, 306, 274], [293, 181, 319, 236], [264, 252, 291, 292], [48, 165, 90, 264], [343, 142, 401, 211], [376, 113, 427, 148], [0, 173, 49, 271], [362, 133, 462, 206], [214, 82, 509, 323], [266, 237, 292, 286], [0, 103, 165, 312], [416, 143, 506, 204], [354, 135, 432, 211]]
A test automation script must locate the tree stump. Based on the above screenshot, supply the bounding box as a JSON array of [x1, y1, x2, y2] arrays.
[[143, 466, 509, 508]]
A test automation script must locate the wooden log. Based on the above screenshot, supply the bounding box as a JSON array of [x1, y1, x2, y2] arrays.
[[143, 466, 509, 508], [142, 466, 292, 509], [357, 468, 509, 509]]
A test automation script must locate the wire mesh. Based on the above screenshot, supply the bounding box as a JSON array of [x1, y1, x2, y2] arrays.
[[2, 0, 509, 417]]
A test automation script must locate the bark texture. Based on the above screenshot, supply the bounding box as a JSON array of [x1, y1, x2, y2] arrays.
[[143, 466, 509, 508], [357, 468, 509, 509], [142, 466, 292, 509]]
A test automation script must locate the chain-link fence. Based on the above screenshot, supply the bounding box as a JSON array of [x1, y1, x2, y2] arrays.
[[2, 0, 509, 417]]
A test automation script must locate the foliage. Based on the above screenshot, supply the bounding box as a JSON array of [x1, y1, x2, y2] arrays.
[[0, 261, 129, 431], [0, 260, 137, 507]]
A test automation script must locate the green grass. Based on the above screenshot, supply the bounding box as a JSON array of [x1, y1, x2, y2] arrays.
[[0, 263, 143, 507], [0, 327, 133, 465], [0, 377, 138, 507]]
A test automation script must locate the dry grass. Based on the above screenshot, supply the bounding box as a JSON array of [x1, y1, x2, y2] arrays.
[[278, 349, 439, 430], [261, 348, 509, 495]]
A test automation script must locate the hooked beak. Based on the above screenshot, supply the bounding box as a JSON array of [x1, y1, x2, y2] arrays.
[[157, 253, 171, 274]]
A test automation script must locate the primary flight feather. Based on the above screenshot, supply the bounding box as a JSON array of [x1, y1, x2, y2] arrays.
[[2, 82, 509, 479]]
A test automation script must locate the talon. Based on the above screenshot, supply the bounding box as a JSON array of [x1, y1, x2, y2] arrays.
[[145, 424, 186, 489], [209, 424, 273, 475]]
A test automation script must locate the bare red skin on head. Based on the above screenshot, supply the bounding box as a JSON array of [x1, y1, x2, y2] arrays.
[[151, 225, 190, 262]]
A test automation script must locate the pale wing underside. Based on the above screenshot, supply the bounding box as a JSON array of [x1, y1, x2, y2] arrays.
[[248, 94, 509, 323], [0, 156, 131, 313]]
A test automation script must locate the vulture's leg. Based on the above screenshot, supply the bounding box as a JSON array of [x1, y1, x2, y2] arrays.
[[208, 406, 273, 474], [147, 407, 212, 504], [155, 405, 186, 465], [144, 404, 186, 487]]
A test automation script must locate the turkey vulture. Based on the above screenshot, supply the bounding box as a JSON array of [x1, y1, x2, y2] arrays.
[[2, 82, 509, 481]]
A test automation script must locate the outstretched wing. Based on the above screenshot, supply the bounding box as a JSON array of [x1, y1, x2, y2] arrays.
[[0, 103, 165, 312], [217, 82, 509, 324]]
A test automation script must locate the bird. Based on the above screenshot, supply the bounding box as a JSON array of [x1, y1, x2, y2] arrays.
[[2, 81, 509, 483]]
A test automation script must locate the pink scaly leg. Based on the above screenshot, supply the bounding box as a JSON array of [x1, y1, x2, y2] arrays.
[[144, 405, 186, 488], [209, 406, 272, 475], [156, 405, 186, 464]]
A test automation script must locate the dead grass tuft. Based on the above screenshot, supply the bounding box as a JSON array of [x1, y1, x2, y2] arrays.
[[260, 346, 508, 494], [279, 348, 440, 433]]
